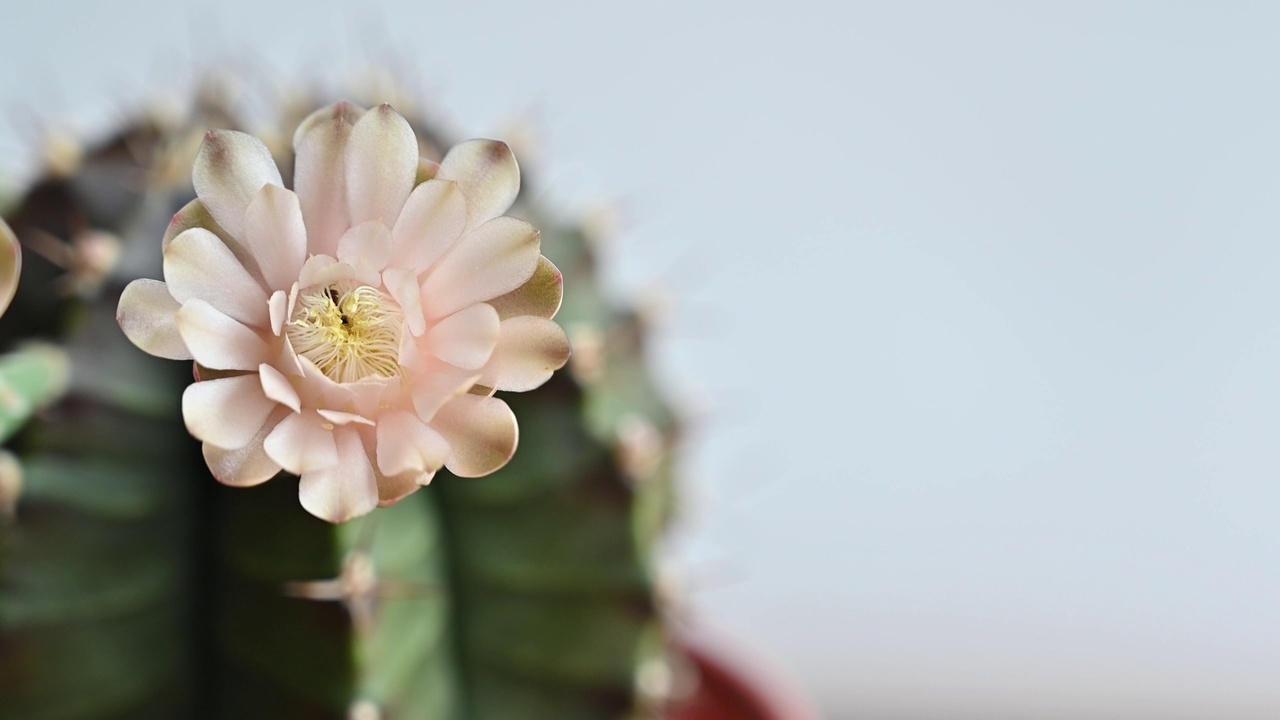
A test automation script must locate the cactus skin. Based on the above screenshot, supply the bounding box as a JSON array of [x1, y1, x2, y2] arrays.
[[0, 88, 679, 719]]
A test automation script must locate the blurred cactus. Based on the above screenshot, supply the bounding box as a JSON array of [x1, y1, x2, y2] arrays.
[[0, 85, 680, 719]]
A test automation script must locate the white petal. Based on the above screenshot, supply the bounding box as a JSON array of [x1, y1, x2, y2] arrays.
[[479, 316, 571, 392], [192, 130, 283, 240], [244, 184, 307, 291], [298, 427, 379, 523], [389, 179, 467, 271], [259, 363, 301, 412], [263, 411, 339, 475], [202, 408, 287, 487], [182, 375, 275, 449], [164, 227, 268, 326], [175, 299, 270, 371], [376, 410, 450, 476], [421, 217, 540, 320], [425, 303, 500, 370], [345, 104, 418, 228], [294, 104, 360, 257], [383, 267, 425, 336], [336, 220, 393, 282], [437, 139, 520, 226], [488, 256, 564, 320], [117, 279, 190, 360], [432, 394, 518, 478]]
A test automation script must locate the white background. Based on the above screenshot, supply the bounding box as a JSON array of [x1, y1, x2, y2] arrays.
[[5, 2, 1280, 718]]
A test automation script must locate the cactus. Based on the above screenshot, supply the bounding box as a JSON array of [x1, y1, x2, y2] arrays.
[[0, 85, 680, 719]]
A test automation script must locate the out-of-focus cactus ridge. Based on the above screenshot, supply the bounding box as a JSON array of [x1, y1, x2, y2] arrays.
[[0, 84, 680, 720]]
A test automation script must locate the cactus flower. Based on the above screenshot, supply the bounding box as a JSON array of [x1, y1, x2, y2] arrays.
[[116, 103, 569, 523], [0, 218, 19, 318]]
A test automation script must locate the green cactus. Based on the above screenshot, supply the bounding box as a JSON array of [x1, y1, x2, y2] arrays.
[[0, 86, 680, 719]]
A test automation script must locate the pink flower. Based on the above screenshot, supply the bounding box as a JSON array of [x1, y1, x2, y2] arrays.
[[0, 218, 19, 318], [117, 103, 569, 523]]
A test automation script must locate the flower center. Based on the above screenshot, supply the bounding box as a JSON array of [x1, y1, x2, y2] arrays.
[[286, 281, 402, 383]]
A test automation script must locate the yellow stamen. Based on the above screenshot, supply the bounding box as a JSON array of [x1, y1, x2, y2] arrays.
[[286, 281, 402, 383]]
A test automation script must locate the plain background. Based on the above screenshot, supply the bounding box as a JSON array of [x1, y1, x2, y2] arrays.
[[5, 2, 1280, 718]]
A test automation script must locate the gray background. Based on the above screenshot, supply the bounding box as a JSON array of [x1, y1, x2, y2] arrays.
[[4, 2, 1280, 718]]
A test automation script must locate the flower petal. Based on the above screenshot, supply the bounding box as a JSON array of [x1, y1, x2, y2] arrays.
[[383, 267, 425, 336], [192, 130, 283, 240], [297, 427, 379, 523], [175, 299, 270, 370], [337, 220, 393, 283], [487, 256, 564, 320], [203, 408, 287, 487], [164, 228, 268, 326], [294, 103, 361, 257], [437, 139, 520, 226], [432, 394, 519, 478], [345, 104, 418, 228], [375, 470, 432, 507], [259, 362, 301, 412], [421, 217, 540, 320], [161, 199, 248, 276], [0, 218, 20, 318], [182, 374, 276, 449], [478, 316, 571, 392], [389, 178, 467, 271], [268, 290, 288, 335], [263, 411, 339, 475], [117, 279, 191, 360], [244, 184, 307, 292], [425, 303, 500, 370], [410, 357, 480, 423], [376, 410, 450, 477]]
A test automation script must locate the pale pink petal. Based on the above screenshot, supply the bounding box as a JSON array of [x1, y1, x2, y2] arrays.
[[291, 101, 364, 149], [436, 139, 520, 226], [388, 179, 467, 271], [244, 184, 307, 291], [488, 256, 563, 320], [317, 409, 375, 426], [383, 267, 425, 336], [293, 103, 360, 257], [175, 299, 270, 370], [297, 427, 379, 523], [345, 104, 418, 228], [203, 408, 287, 487], [268, 290, 288, 335], [421, 217, 540, 320], [376, 410, 451, 476], [297, 255, 357, 290], [431, 394, 519, 478], [0, 218, 19, 318], [263, 411, 339, 475], [192, 130, 283, 240], [425, 303, 500, 370], [410, 357, 481, 423], [376, 469, 431, 506], [259, 363, 301, 412], [336, 220, 393, 283], [117, 279, 190, 360], [164, 228, 268, 326], [182, 374, 276, 449], [478, 316, 571, 392]]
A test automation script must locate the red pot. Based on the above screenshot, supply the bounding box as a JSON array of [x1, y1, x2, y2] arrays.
[[671, 637, 820, 720]]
